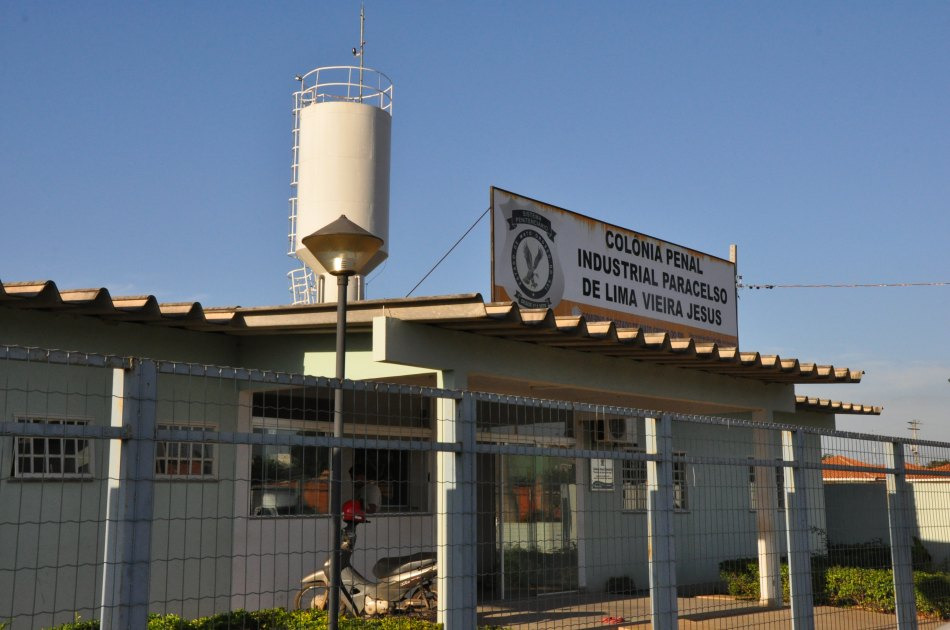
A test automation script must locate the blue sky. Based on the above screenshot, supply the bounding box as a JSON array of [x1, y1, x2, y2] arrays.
[[2, 2, 948, 441]]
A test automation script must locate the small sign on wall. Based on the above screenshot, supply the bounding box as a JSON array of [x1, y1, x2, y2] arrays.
[[590, 458, 614, 491]]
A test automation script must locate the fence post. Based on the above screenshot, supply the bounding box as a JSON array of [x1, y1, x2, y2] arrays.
[[753, 423, 783, 607], [100, 360, 157, 629], [646, 414, 678, 629], [885, 441, 918, 629], [436, 391, 477, 628], [782, 429, 815, 630]]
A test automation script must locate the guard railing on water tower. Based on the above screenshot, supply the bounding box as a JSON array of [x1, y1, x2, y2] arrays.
[[295, 66, 394, 112]]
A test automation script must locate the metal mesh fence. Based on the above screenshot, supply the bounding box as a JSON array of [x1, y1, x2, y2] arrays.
[[2, 345, 949, 629]]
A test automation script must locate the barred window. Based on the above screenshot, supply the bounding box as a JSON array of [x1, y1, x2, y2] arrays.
[[249, 421, 430, 517], [155, 424, 216, 478], [621, 452, 647, 512], [622, 452, 688, 511], [749, 459, 785, 511], [249, 388, 432, 517], [14, 418, 92, 479], [250, 425, 329, 516], [673, 455, 688, 511]]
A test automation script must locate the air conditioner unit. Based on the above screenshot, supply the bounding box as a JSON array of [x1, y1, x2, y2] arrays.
[[591, 417, 638, 445], [608, 417, 638, 445]]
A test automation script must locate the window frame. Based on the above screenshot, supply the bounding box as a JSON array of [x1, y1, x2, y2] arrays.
[[749, 458, 786, 512], [12, 416, 94, 480], [155, 423, 217, 480], [619, 450, 688, 512], [672, 452, 689, 512], [250, 419, 329, 517], [620, 450, 648, 512], [249, 415, 431, 517]]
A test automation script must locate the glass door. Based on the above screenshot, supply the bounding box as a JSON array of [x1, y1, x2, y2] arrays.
[[499, 455, 578, 598]]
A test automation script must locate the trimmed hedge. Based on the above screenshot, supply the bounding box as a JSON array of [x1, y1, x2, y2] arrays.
[[719, 559, 950, 620], [46, 609, 445, 630], [718, 558, 791, 601]]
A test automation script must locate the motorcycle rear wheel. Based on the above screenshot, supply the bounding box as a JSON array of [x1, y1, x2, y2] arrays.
[[406, 583, 437, 610]]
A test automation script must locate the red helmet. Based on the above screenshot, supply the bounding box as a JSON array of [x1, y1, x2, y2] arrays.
[[342, 499, 367, 523]]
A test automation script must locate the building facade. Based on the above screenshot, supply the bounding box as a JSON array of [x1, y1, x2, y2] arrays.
[[0, 280, 881, 626]]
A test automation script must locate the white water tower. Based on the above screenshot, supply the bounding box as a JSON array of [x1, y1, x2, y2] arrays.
[[287, 64, 393, 304]]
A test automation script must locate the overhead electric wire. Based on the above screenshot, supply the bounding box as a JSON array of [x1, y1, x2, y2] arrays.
[[739, 281, 949, 290], [406, 206, 490, 297], [403, 206, 947, 296]]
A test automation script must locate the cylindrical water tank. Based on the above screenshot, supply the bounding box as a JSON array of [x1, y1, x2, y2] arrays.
[[294, 94, 391, 296]]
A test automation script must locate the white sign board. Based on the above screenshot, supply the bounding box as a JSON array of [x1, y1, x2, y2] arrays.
[[590, 458, 615, 491], [491, 188, 739, 345]]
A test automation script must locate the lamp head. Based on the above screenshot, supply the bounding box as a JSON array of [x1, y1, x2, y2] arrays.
[[301, 215, 384, 277]]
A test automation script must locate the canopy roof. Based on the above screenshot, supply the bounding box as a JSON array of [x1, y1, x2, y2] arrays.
[[2, 279, 868, 389]]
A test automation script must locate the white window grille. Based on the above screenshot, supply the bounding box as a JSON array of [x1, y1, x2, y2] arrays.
[[622, 451, 688, 511], [621, 451, 647, 511], [14, 417, 92, 479], [155, 424, 216, 478], [673, 454, 689, 511], [749, 458, 785, 511]]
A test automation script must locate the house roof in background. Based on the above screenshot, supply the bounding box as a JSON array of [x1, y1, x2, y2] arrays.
[[822, 454, 950, 481], [1, 279, 872, 392], [795, 396, 882, 415]]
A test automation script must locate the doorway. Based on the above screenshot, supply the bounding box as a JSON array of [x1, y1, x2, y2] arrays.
[[498, 454, 578, 598]]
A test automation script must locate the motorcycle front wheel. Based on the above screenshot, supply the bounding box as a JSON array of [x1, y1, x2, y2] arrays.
[[295, 582, 350, 615], [294, 581, 329, 611]]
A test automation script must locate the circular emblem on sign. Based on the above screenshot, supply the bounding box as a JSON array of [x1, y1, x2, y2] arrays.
[[511, 229, 554, 300]]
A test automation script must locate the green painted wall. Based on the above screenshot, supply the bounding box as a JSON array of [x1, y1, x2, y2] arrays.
[[0, 361, 241, 627]]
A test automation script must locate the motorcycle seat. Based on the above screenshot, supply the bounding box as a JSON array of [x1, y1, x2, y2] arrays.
[[372, 551, 437, 579]]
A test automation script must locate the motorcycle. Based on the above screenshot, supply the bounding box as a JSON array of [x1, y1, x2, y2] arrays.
[[294, 500, 437, 616]]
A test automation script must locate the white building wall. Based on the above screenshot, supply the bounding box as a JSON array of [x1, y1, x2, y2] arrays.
[[576, 421, 828, 592], [826, 480, 950, 567], [910, 481, 950, 566]]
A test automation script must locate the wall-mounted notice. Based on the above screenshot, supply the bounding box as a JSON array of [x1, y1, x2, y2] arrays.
[[590, 458, 615, 491], [491, 187, 739, 345]]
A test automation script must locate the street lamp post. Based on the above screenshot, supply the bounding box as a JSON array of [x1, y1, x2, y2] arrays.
[[302, 215, 383, 630]]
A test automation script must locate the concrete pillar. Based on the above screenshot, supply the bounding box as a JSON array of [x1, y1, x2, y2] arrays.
[[100, 360, 157, 629], [753, 411, 782, 607], [782, 430, 815, 629], [646, 414, 678, 630], [230, 390, 254, 611], [436, 371, 477, 629], [885, 441, 918, 629]]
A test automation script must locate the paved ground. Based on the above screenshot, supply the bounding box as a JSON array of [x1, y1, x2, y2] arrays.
[[476, 593, 946, 629]]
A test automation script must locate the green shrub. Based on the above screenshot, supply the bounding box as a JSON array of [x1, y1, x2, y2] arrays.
[[914, 572, 950, 620], [821, 565, 950, 619], [823, 567, 894, 612], [827, 540, 891, 569], [48, 614, 100, 630], [46, 610, 444, 630], [719, 558, 762, 600], [826, 537, 933, 570], [717, 558, 791, 601], [719, 558, 950, 620]]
